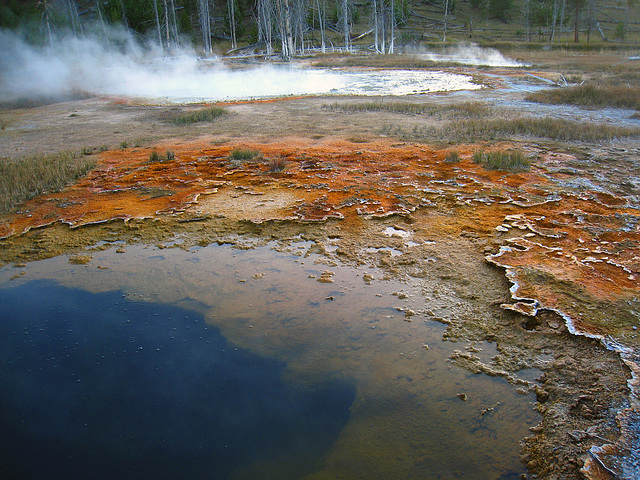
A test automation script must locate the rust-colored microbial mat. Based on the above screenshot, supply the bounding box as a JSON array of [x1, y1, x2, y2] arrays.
[[1, 136, 640, 478], [2, 138, 638, 344]]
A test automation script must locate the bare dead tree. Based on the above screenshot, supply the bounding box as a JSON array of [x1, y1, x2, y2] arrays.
[[525, 0, 532, 42], [342, 0, 350, 51], [39, 0, 55, 46], [389, 0, 394, 52], [152, 0, 164, 50], [64, 0, 85, 39], [228, 0, 238, 49], [162, 0, 171, 44], [560, 0, 567, 40], [95, 0, 112, 47], [316, 0, 326, 52], [169, 0, 179, 43], [550, 0, 559, 44], [371, 0, 380, 52], [291, 0, 307, 54], [276, 0, 293, 59], [257, 0, 274, 54], [443, 0, 449, 42], [198, 0, 213, 53]]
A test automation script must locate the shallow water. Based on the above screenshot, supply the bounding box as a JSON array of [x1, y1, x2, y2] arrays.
[[0, 240, 539, 479], [475, 77, 640, 128], [124, 67, 482, 103]]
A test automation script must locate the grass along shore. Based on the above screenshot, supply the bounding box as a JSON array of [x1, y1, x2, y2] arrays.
[[0, 151, 96, 213]]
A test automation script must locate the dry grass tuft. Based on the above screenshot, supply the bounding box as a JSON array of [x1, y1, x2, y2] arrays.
[[473, 149, 531, 172], [148, 150, 175, 162], [228, 148, 262, 161], [444, 149, 460, 163], [169, 106, 227, 125], [325, 101, 491, 118], [0, 151, 96, 212], [268, 156, 287, 173], [526, 84, 640, 110], [382, 116, 640, 143]]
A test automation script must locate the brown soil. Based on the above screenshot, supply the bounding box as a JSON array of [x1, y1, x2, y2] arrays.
[[1, 50, 639, 479]]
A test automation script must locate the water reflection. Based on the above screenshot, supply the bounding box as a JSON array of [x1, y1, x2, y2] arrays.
[[0, 241, 539, 479], [0, 281, 354, 480]]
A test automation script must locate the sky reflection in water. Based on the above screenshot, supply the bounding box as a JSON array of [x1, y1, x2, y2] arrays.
[[0, 241, 539, 479]]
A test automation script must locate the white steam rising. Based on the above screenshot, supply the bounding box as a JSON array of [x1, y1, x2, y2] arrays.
[[409, 43, 527, 67], [1, 28, 483, 104]]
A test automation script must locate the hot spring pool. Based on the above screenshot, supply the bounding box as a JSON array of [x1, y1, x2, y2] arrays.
[[0, 240, 539, 479]]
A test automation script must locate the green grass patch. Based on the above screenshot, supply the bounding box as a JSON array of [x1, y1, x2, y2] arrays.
[[526, 84, 640, 110], [169, 106, 227, 125], [228, 148, 262, 161], [325, 101, 491, 118], [148, 150, 175, 162], [473, 149, 530, 172], [383, 116, 640, 143], [444, 149, 460, 163], [458, 117, 640, 142], [0, 151, 96, 212]]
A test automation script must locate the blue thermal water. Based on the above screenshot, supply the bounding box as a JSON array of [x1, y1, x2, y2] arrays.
[[0, 280, 355, 480]]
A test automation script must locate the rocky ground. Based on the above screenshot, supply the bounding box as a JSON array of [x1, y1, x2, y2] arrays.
[[1, 50, 639, 479]]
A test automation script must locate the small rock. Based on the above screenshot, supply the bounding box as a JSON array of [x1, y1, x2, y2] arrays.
[[317, 271, 335, 283], [69, 254, 92, 265]]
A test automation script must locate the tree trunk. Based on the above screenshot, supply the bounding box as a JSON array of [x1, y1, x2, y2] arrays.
[[574, 3, 580, 42], [389, 0, 394, 53], [316, 0, 326, 52], [372, 0, 380, 53], [526, 0, 532, 42], [443, 0, 448, 42], [228, 0, 237, 49], [41, 0, 54, 46], [153, 0, 164, 50], [120, 0, 129, 28], [198, 0, 212, 53], [169, 0, 179, 42], [342, 0, 350, 51], [258, 0, 273, 55], [163, 0, 171, 45], [96, 0, 111, 46], [550, 0, 559, 45], [560, 0, 566, 40], [276, 0, 293, 59]]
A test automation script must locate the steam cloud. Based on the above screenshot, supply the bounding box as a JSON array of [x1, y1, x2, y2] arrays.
[[0, 28, 342, 103], [1, 28, 488, 104], [407, 43, 527, 67]]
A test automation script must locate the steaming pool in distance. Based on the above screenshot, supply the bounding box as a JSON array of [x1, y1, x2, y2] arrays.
[[97, 66, 483, 103], [0, 240, 539, 479], [0, 28, 481, 103]]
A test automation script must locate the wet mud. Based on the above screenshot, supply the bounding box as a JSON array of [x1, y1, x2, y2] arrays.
[[1, 53, 640, 478]]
